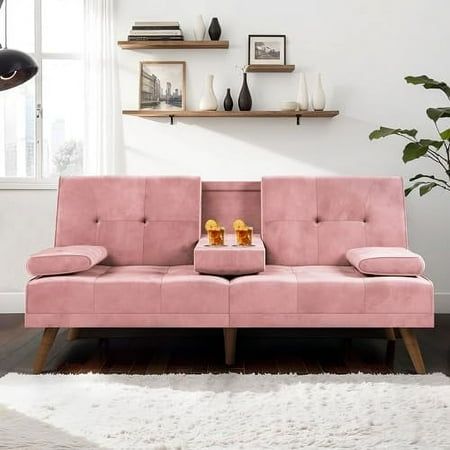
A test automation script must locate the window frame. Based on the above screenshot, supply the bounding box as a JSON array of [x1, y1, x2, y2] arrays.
[[0, 0, 83, 190]]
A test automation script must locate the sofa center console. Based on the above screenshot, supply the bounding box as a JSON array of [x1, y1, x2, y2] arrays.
[[194, 234, 265, 276]]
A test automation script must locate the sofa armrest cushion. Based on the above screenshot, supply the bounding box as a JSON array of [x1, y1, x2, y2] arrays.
[[27, 245, 108, 277], [346, 247, 425, 276]]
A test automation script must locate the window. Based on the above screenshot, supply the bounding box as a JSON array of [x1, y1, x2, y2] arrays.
[[0, 0, 84, 188]]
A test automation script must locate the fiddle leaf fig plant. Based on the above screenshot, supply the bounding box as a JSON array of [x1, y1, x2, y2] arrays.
[[370, 75, 450, 196]]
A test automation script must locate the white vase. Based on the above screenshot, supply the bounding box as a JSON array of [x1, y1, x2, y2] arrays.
[[193, 15, 206, 41], [296, 72, 309, 111], [199, 74, 218, 111], [312, 73, 326, 111]]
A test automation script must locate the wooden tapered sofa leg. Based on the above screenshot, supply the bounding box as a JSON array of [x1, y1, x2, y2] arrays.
[[33, 328, 59, 374], [223, 328, 237, 366], [67, 328, 80, 341], [399, 328, 426, 374]]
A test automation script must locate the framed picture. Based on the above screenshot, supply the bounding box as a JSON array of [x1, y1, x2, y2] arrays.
[[248, 35, 286, 65], [139, 61, 186, 111]]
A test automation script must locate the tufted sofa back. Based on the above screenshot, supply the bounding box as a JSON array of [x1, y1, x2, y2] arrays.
[[261, 176, 408, 266], [55, 176, 201, 266]]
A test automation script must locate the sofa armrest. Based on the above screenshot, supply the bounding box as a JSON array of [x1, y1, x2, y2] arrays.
[[27, 245, 108, 277], [346, 247, 425, 276]]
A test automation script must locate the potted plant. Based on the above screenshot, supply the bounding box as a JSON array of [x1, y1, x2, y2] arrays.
[[370, 75, 450, 196]]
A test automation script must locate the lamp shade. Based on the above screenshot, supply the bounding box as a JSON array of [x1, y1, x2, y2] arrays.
[[0, 48, 38, 91]]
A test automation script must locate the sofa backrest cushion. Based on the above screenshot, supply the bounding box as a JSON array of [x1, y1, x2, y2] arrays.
[[261, 176, 407, 266], [55, 176, 201, 266]]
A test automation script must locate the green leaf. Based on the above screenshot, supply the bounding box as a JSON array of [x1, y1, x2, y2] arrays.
[[419, 139, 444, 149], [405, 75, 450, 99], [402, 142, 428, 163], [440, 128, 450, 140], [409, 174, 433, 181], [369, 126, 418, 140], [419, 182, 438, 196], [405, 181, 426, 196], [426, 107, 450, 122]]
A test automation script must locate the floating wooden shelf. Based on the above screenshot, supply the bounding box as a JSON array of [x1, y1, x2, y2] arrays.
[[122, 110, 339, 125], [118, 40, 229, 50], [245, 64, 295, 73]]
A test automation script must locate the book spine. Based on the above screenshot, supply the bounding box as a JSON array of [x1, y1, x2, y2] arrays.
[[134, 21, 179, 26], [128, 36, 184, 41], [129, 30, 182, 35], [132, 25, 180, 30]]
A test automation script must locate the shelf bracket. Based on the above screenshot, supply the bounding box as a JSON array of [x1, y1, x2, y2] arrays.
[[169, 115, 175, 125], [296, 114, 301, 126]]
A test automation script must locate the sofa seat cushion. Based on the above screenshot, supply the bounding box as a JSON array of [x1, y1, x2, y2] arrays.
[[229, 265, 433, 316], [27, 245, 107, 277], [230, 265, 298, 313], [293, 266, 366, 313], [27, 265, 229, 315], [162, 266, 229, 313], [346, 247, 425, 276]]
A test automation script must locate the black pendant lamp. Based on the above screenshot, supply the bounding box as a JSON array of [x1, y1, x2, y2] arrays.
[[0, 0, 38, 91]]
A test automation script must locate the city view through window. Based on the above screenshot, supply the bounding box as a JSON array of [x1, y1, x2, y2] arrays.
[[0, 0, 84, 182]]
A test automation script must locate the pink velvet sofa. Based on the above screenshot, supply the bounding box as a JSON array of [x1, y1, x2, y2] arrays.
[[26, 176, 433, 374]]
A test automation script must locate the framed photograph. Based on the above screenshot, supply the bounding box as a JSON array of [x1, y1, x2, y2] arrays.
[[139, 61, 186, 111], [248, 35, 286, 65]]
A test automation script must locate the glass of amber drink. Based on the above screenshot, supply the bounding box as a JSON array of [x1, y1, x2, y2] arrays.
[[208, 227, 225, 246], [235, 226, 253, 246]]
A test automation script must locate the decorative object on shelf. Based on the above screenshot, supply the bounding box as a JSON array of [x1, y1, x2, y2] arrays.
[[312, 73, 326, 111], [370, 75, 450, 198], [280, 101, 297, 111], [208, 17, 222, 41], [0, 0, 38, 91], [199, 74, 218, 111], [296, 72, 309, 111], [194, 15, 206, 40], [127, 21, 184, 42], [139, 61, 186, 111], [223, 88, 233, 111], [238, 73, 252, 111], [248, 35, 286, 65]]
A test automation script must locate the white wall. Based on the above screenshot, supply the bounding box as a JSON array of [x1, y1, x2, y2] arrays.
[[1, 0, 450, 312]]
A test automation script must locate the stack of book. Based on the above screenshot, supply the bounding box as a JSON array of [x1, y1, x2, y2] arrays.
[[127, 21, 184, 41]]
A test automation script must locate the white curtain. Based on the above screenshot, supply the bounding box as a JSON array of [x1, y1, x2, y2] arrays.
[[83, 0, 121, 175]]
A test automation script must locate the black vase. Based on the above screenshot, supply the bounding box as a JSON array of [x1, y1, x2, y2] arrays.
[[223, 88, 233, 111], [238, 73, 252, 111], [208, 17, 222, 41]]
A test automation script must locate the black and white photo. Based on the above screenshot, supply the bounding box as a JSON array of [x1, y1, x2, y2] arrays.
[[139, 61, 186, 110], [248, 35, 286, 65]]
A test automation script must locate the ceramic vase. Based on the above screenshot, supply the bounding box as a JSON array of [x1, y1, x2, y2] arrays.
[[208, 17, 222, 40], [199, 74, 218, 111], [194, 15, 206, 41], [312, 73, 326, 111], [223, 88, 233, 111], [238, 73, 252, 111], [296, 72, 309, 111]]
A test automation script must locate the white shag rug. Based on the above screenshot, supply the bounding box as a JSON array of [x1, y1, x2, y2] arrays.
[[0, 373, 449, 449]]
